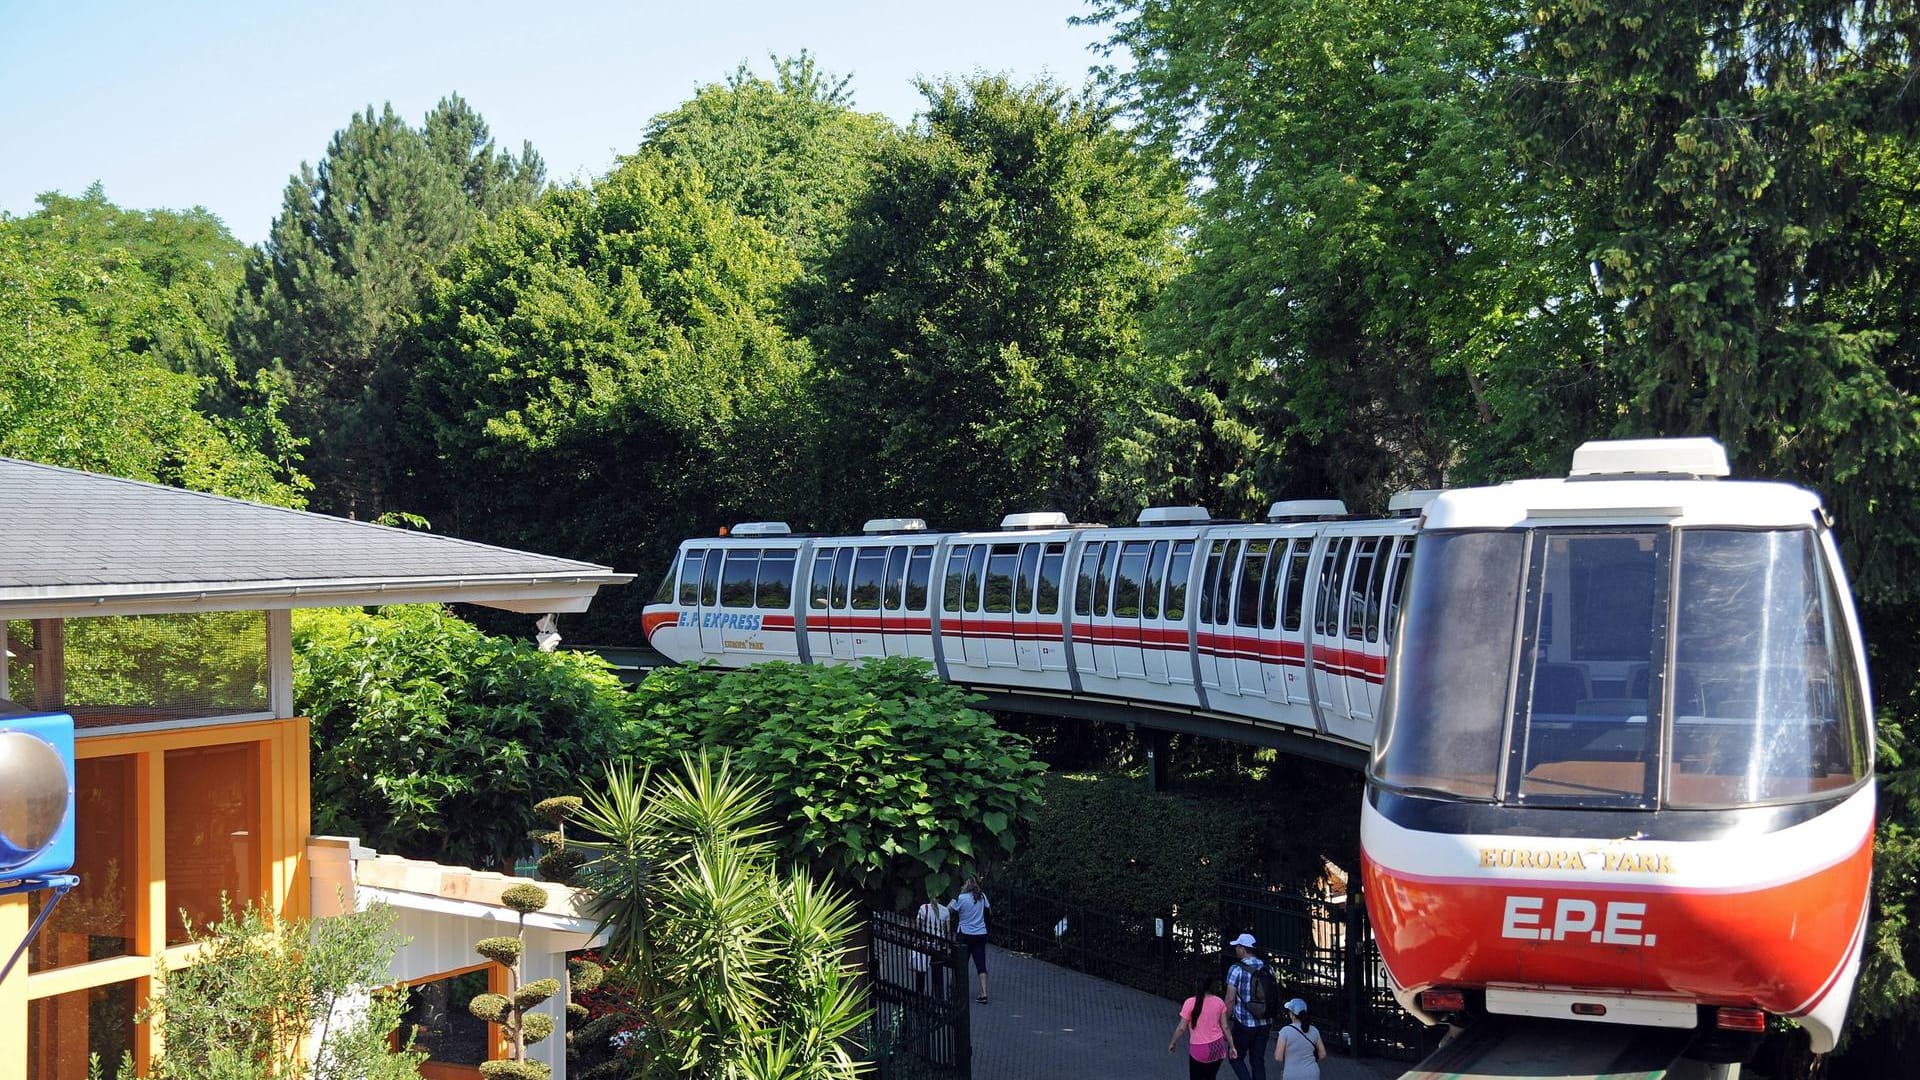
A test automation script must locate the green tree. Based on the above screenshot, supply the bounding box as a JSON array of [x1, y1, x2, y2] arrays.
[[232, 97, 545, 517], [402, 153, 814, 638], [803, 75, 1188, 528], [572, 752, 868, 1080], [643, 52, 895, 264], [628, 659, 1047, 906], [136, 903, 422, 1080], [0, 203, 305, 505], [293, 605, 635, 869]]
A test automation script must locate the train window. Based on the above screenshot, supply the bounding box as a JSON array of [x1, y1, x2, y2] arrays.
[[680, 551, 705, 605], [1383, 540, 1414, 642], [1142, 541, 1169, 620], [964, 546, 987, 613], [906, 548, 935, 611], [1093, 543, 1115, 618], [720, 549, 759, 608], [809, 551, 833, 610], [1163, 540, 1194, 621], [882, 546, 910, 611], [1372, 530, 1525, 800], [1074, 545, 1100, 616], [1113, 541, 1149, 618], [1362, 538, 1395, 641], [831, 547, 855, 609], [1014, 544, 1040, 615], [1314, 537, 1352, 636], [652, 559, 678, 604], [1198, 540, 1228, 624], [944, 546, 970, 611], [1260, 540, 1289, 630], [1282, 544, 1312, 632], [1346, 539, 1380, 640], [700, 547, 723, 607], [851, 547, 887, 610], [757, 550, 796, 610], [1517, 531, 1662, 804], [1664, 529, 1869, 807], [1235, 539, 1270, 628], [985, 545, 1019, 613], [1036, 544, 1065, 615]]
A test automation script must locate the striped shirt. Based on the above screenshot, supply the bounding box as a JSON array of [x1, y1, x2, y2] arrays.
[[1226, 956, 1271, 1027]]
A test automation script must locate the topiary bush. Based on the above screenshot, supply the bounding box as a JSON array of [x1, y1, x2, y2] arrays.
[[628, 657, 1045, 905], [295, 604, 637, 870]]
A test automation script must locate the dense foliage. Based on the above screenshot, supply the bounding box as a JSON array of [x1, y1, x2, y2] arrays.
[[294, 605, 635, 869], [572, 752, 868, 1080], [629, 659, 1047, 905]]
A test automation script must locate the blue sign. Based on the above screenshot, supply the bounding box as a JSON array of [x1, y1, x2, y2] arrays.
[[0, 712, 75, 881]]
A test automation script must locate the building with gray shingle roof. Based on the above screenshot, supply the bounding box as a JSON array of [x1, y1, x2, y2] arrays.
[[0, 457, 631, 618]]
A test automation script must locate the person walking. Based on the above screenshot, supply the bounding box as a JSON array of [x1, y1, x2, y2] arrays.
[[1222, 933, 1274, 1080], [949, 875, 992, 1003], [912, 895, 951, 997], [1272, 997, 1327, 1080], [1169, 973, 1238, 1079]]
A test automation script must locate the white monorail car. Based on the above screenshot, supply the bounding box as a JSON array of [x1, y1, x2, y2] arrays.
[[641, 501, 1427, 750], [1361, 438, 1874, 1058]]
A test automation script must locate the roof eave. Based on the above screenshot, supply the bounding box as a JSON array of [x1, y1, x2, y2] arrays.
[[0, 572, 636, 620]]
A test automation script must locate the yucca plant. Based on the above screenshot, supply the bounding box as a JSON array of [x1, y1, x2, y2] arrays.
[[571, 751, 870, 1080]]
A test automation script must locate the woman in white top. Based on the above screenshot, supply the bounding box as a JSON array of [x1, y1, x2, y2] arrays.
[[949, 876, 992, 1003], [1271, 997, 1326, 1079]]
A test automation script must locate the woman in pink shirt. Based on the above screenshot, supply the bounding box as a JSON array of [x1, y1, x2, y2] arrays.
[[1169, 973, 1237, 1079]]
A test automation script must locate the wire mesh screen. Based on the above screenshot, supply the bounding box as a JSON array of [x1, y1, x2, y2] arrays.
[[7, 613, 270, 728]]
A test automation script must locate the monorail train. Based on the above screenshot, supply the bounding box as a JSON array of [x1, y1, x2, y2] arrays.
[[643, 497, 1429, 753], [1361, 438, 1873, 1059], [641, 436, 1873, 1057]]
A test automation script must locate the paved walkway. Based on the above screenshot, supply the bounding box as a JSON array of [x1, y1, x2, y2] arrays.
[[970, 946, 1409, 1080]]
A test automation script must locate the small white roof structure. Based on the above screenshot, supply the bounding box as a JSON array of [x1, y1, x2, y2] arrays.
[[0, 458, 631, 618]]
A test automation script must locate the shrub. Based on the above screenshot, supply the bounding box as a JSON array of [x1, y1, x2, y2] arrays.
[[628, 658, 1046, 904], [295, 604, 636, 869], [998, 771, 1265, 916]]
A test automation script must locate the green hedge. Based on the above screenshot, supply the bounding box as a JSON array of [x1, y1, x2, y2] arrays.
[[998, 771, 1265, 917]]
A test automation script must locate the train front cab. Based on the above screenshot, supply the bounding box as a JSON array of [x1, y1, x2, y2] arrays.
[[1361, 441, 1876, 1058]]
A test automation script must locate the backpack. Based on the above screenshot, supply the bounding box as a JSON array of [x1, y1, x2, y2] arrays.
[[1244, 958, 1279, 1020]]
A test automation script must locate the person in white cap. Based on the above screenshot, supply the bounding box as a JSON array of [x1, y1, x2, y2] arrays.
[[1222, 932, 1274, 1080], [1272, 996, 1327, 1079]]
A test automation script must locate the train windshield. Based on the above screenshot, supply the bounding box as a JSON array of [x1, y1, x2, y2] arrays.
[[1373, 527, 1869, 808]]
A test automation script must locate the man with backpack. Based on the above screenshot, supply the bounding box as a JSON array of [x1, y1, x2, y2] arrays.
[[1223, 932, 1278, 1080]]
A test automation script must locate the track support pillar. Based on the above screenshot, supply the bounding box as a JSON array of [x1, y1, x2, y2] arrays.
[[1145, 728, 1171, 792]]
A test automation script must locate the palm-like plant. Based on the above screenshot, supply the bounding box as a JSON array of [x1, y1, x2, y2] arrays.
[[571, 751, 870, 1080]]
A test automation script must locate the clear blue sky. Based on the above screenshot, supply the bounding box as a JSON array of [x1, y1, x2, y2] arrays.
[[0, 0, 1116, 244]]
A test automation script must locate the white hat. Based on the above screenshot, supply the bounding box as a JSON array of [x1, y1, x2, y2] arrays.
[[1285, 998, 1309, 1015], [1230, 933, 1257, 948]]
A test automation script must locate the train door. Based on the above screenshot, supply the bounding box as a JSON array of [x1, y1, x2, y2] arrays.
[[981, 543, 1021, 668], [806, 548, 834, 660], [849, 546, 888, 659], [940, 545, 971, 669], [1309, 536, 1356, 722], [755, 547, 799, 659], [1356, 537, 1415, 718], [1035, 542, 1067, 674], [1161, 540, 1195, 687], [698, 547, 726, 654], [1231, 539, 1274, 695], [1139, 540, 1173, 684], [1256, 539, 1290, 703], [1014, 543, 1044, 672], [962, 545, 991, 668], [1198, 538, 1241, 695], [1071, 541, 1121, 681], [1109, 541, 1150, 680], [1070, 542, 1100, 677], [881, 545, 912, 656], [902, 546, 937, 659], [1277, 540, 1315, 709], [1341, 536, 1395, 722], [828, 546, 857, 660]]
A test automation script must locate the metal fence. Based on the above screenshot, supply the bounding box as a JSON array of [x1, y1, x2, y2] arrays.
[[994, 877, 1426, 1063], [861, 910, 972, 1080]]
